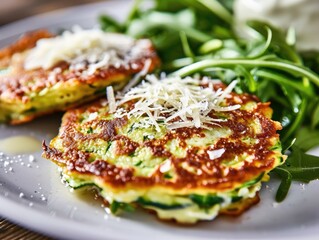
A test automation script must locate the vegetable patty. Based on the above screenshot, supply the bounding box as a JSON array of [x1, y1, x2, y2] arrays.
[[0, 28, 159, 124], [43, 76, 285, 223]]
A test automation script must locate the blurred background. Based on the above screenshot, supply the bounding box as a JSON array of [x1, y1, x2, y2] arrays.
[[0, 0, 104, 26]]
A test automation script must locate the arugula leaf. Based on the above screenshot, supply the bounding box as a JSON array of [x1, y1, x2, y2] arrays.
[[273, 167, 292, 202], [311, 102, 319, 129], [281, 99, 307, 144], [301, 51, 319, 74], [196, 0, 233, 24], [288, 147, 319, 168], [173, 59, 319, 86], [235, 65, 257, 93], [247, 20, 302, 64], [99, 15, 125, 33], [274, 145, 319, 201], [254, 70, 314, 97], [246, 26, 272, 59], [274, 146, 319, 200], [180, 31, 195, 58], [294, 127, 319, 151]]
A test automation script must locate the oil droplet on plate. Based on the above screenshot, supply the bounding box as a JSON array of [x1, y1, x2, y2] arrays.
[[0, 136, 42, 154]]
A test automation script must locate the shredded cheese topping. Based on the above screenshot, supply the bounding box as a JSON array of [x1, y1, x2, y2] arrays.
[[159, 160, 172, 173], [122, 59, 152, 93], [106, 86, 116, 113], [24, 26, 150, 74], [107, 75, 240, 131], [207, 148, 226, 160]]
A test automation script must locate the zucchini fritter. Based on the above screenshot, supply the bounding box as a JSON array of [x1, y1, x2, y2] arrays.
[[43, 76, 285, 223], [0, 29, 159, 124]]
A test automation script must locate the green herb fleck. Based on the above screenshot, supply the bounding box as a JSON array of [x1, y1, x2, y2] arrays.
[[189, 194, 224, 209], [86, 127, 93, 134]]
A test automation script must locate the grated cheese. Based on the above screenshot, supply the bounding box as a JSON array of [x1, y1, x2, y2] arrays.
[[106, 86, 116, 113], [159, 160, 171, 173], [24, 26, 150, 74], [122, 58, 152, 93], [87, 112, 98, 121], [207, 148, 226, 160], [109, 75, 241, 131]]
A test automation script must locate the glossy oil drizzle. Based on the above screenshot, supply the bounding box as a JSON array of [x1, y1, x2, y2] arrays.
[[0, 135, 42, 154]]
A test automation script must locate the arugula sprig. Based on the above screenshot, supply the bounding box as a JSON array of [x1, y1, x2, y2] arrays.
[[171, 23, 319, 200], [99, 0, 319, 201], [100, 0, 234, 63]]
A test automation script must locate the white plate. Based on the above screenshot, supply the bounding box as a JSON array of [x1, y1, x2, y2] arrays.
[[1, 1, 319, 239]]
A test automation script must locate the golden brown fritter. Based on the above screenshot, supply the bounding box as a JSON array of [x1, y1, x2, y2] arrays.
[[0, 30, 160, 124], [43, 77, 284, 223]]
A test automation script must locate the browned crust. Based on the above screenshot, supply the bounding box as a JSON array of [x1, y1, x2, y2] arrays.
[[43, 86, 282, 193], [220, 194, 260, 216], [0, 57, 159, 102]]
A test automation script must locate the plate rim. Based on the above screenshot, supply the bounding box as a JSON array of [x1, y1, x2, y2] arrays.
[[0, 1, 319, 239]]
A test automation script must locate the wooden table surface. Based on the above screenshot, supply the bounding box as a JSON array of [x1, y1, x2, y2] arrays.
[[0, 1, 104, 239], [0, 217, 52, 240]]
